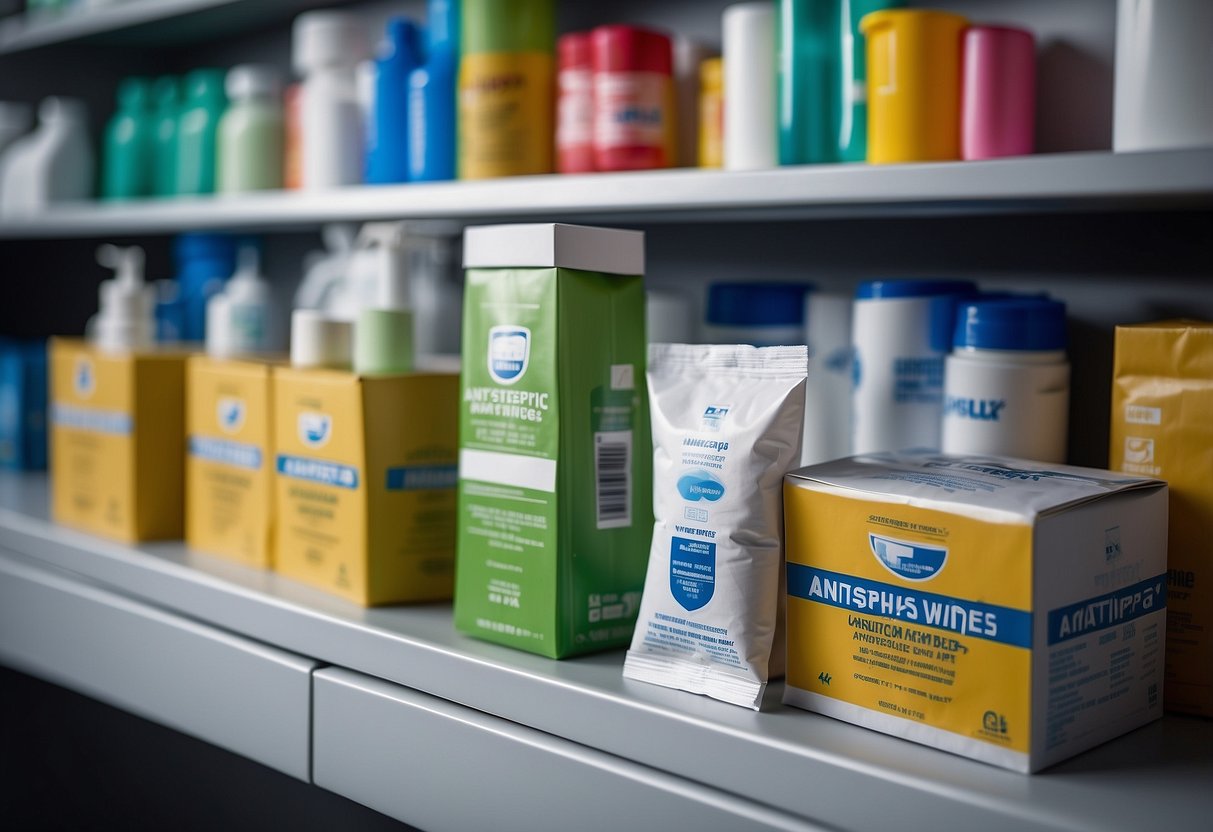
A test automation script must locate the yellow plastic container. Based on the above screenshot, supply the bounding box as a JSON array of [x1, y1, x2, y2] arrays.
[[861, 9, 969, 164], [698, 57, 724, 168]]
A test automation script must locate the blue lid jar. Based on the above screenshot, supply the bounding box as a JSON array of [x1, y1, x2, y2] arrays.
[[855, 279, 977, 300], [706, 282, 812, 327], [953, 298, 1067, 351]]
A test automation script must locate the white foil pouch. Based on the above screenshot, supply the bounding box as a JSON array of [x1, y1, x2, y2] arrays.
[[623, 343, 808, 709]]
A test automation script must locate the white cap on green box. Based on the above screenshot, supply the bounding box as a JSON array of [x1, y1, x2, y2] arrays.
[[463, 223, 644, 274]]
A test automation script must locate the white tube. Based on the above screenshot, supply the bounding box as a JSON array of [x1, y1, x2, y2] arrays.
[[291, 309, 353, 369], [723, 2, 777, 170]]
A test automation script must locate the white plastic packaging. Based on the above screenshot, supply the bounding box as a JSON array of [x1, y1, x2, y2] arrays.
[[206, 244, 273, 359], [293, 11, 369, 189], [723, 2, 777, 170], [623, 343, 807, 709], [851, 279, 975, 454], [942, 297, 1070, 463], [802, 291, 852, 465]]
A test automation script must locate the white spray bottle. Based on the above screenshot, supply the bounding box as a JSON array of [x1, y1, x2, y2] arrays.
[[206, 243, 272, 359], [88, 244, 156, 353]]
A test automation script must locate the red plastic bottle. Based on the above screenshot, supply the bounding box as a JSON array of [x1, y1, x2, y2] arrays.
[[557, 33, 595, 173], [590, 25, 674, 171]]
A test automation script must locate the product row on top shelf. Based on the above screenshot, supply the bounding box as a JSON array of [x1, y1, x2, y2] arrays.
[[0, 0, 1210, 219]]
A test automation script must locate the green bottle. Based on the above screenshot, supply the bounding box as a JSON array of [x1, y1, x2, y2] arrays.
[[778, 0, 838, 166], [175, 68, 226, 196], [836, 0, 902, 162], [101, 78, 154, 200], [152, 77, 180, 197]]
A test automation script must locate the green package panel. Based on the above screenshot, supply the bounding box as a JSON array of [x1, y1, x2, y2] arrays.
[[455, 266, 652, 658]]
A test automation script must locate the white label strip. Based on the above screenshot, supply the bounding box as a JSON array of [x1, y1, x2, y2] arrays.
[[459, 449, 557, 493]]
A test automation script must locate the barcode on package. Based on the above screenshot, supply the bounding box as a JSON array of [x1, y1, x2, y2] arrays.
[[595, 430, 632, 529]]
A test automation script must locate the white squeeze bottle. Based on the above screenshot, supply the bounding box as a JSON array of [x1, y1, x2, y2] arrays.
[[88, 245, 156, 353], [206, 244, 272, 359], [293, 11, 369, 189], [942, 297, 1070, 463]]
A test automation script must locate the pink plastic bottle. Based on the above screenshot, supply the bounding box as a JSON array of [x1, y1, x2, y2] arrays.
[[961, 25, 1036, 160], [557, 32, 595, 173]]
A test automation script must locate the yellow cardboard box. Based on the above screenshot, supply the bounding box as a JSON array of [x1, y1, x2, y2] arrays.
[[186, 356, 280, 568], [784, 453, 1167, 772], [50, 338, 187, 542], [273, 368, 459, 605], [1110, 320, 1213, 717]]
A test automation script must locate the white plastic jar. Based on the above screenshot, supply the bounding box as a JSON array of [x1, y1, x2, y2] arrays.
[[850, 279, 976, 454], [942, 297, 1070, 463]]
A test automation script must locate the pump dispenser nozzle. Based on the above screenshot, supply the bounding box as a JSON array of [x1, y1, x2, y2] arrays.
[[89, 244, 155, 353]]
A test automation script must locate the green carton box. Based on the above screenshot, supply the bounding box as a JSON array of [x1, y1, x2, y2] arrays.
[[455, 224, 653, 658]]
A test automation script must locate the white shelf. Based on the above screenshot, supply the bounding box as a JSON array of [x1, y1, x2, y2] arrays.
[[1, 471, 1211, 832], [0, 149, 1210, 239], [0, 0, 348, 55]]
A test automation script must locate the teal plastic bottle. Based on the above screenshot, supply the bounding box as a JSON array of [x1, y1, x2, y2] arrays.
[[101, 78, 154, 200], [836, 0, 902, 162], [778, 0, 837, 165], [152, 76, 179, 197], [175, 69, 226, 195]]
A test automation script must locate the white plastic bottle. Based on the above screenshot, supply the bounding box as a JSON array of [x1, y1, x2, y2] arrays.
[[942, 297, 1070, 463], [206, 244, 272, 359], [0, 97, 94, 217], [723, 2, 777, 170], [88, 245, 156, 354], [850, 279, 976, 454], [293, 11, 369, 190]]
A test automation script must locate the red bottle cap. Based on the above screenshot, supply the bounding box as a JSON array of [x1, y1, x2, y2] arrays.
[[558, 32, 592, 70], [590, 24, 673, 75]]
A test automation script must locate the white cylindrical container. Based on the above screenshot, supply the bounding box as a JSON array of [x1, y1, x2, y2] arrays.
[[702, 282, 810, 346], [646, 289, 695, 343], [293, 11, 369, 189], [723, 2, 777, 170], [942, 298, 1070, 463], [1113, 0, 1213, 152], [851, 279, 976, 454], [291, 308, 353, 369], [802, 291, 852, 465]]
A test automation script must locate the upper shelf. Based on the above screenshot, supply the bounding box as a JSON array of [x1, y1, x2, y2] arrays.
[[1, 470, 1211, 832], [0, 0, 347, 55], [0, 149, 1210, 239]]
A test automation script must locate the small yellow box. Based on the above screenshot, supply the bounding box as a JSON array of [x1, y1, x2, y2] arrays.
[[186, 355, 280, 568], [273, 367, 459, 605], [50, 338, 187, 543]]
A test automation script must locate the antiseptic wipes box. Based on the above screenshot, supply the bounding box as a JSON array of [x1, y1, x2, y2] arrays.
[[50, 338, 187, 542], [454, 223, 652, 658], [186, 356, 279, 568], [784, 453, 1167, 772], [273, 368, 458, 605], [1110, 320, 1213, 717]]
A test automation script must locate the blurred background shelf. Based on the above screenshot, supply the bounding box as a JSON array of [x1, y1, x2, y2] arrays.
[[0, 148, 1210, 238], [0, 0, 354, 55]]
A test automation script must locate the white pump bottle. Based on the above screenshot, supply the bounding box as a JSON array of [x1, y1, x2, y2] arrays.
[[88, 244, 156, 353], [206, 244, 273, 359]]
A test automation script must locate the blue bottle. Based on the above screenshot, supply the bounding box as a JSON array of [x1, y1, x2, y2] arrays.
[[408, 0, 458, 182], [0, 340, 47, 472], [173, 232, 237, 342], [368, 18, 423, 184]]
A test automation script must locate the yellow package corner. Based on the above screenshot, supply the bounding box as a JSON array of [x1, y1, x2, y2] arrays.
[[186, 355, 282, 569], [1110, 319, 1213, 718], [273, 367, 459, 606], [50, 338, 187, 543], [783, 453, 1167, 773]]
